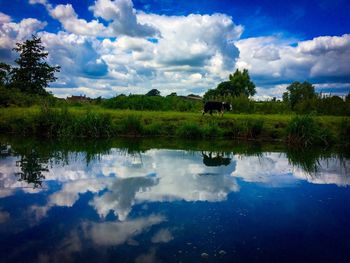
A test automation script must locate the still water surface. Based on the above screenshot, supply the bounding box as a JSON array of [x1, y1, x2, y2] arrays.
[[0, 138, 349, 263]]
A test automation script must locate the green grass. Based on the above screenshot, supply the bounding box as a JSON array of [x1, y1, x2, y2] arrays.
[[0, 105, 348, 146]]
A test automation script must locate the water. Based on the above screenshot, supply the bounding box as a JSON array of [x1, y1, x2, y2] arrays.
[[0, 137, 349, 263]]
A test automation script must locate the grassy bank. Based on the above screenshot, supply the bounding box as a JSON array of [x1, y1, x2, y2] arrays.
[[0, 106, 349, 147]]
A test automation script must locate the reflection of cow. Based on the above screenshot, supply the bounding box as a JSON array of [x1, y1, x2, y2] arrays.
[[202, 152, 231, 167], [202, 101, 232, 116]]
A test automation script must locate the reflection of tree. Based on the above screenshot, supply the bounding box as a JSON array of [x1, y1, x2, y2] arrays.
[[0, 143, 12, 158], [202, 151, 231, 167], [15, 150, 49, 188]]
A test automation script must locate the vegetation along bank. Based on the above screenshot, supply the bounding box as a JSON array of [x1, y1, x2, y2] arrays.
[[0, 106, 349, 148]]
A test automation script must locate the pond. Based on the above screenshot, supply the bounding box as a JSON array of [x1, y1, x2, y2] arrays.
[[0, 137, 349, 263]]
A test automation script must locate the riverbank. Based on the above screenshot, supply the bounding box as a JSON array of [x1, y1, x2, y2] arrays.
[[0, 106, 349, 146]]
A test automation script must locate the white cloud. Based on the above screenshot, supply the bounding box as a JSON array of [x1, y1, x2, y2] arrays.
[[49, 4, 111, 37], [0, 16, 47, 63], [2, 1, 350, 97], [29, 0, 52, 9], [236, 34, 350, 91], [90, 0, 159, 37], [30, 0, 158, 38], [0, 12, 11, 24]]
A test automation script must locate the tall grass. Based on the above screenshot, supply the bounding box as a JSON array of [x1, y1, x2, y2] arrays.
[[118, 114, 144, 136], [230, 118, 264, 139], [176, 122, 204, 138], [339, 118, 350, 148], [286, 115, 333, 147], [0, 106, 347, 145], [33, 107, 113, 138]]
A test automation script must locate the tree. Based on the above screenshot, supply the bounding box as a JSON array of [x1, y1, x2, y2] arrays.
[[283, 81, 316, 110], [11, 35, 60, 95], [146, 89, 160, 96], [0, 62, 11, 86], [204, 69, 256, 99], [228, 69, 256, 97]]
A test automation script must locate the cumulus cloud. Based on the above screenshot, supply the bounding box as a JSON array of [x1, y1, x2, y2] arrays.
[[0, 15, 47, 63], [31, 0, 158, 38], [2, 1, 349, 97], [0, 12, 11, 24], [38, 31, 109, 92], [90, 0, 159, 37], [49, 4, 111, 37], [236, 34, 350, 88]]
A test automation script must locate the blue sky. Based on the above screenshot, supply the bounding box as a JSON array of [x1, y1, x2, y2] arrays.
[[0, 0, 349, 98]]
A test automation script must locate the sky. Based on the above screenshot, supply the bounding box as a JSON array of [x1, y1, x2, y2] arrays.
[[0, 0, 349, 99]]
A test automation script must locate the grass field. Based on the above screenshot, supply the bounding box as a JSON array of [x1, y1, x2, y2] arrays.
[[0, 106, 349, 146]]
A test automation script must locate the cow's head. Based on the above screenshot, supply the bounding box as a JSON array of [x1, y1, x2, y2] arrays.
[[223, 102, 231, 111]]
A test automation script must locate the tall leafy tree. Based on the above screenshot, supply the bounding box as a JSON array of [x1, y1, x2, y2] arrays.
[[204, 69, 256, 100], [11, 35, 60, 95], [228, 69, 256, 97], [283, 81, 316, 110]]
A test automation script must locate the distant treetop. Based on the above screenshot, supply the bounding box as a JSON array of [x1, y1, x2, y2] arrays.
[[204, 69, 256, 100], [146, 89, 161, 96]]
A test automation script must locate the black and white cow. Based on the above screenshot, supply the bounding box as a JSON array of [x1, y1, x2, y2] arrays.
[[202, 101, 232, 116]]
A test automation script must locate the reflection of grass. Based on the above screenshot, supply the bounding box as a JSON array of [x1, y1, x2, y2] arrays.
[[0, 106, 348, 145], [285, 147, 321, 174]]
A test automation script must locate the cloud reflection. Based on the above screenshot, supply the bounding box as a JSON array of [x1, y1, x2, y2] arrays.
[[1, 149, 349, 225]]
